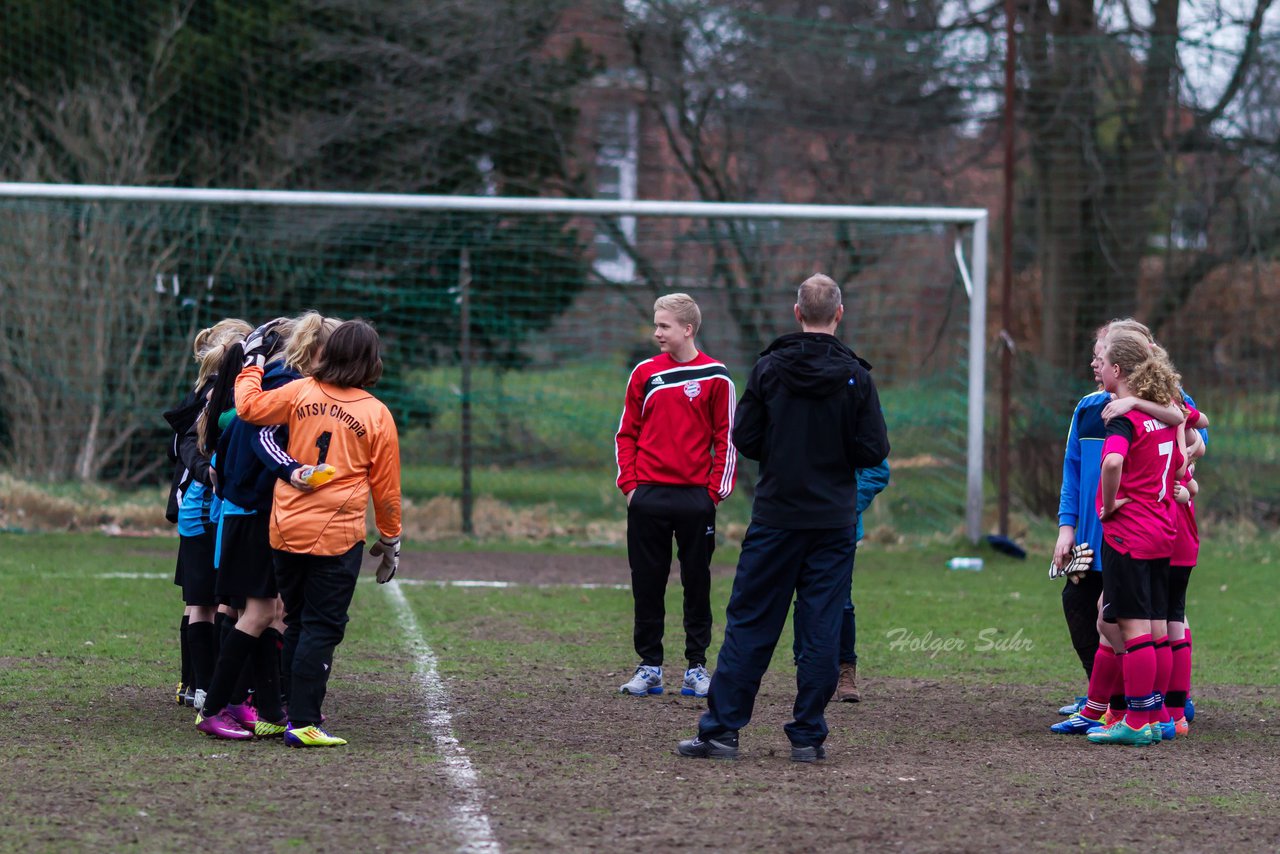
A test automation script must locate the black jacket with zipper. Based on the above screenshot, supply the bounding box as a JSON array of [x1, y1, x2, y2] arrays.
[[733, 332, 889, 529], [162, 381, 214, 525]]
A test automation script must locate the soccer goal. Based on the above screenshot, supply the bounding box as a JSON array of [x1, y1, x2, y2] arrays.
[[0, 183, 987, 540]]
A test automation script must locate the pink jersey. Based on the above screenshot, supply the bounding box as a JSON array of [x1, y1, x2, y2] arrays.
[[1171, 403, 1202, 566], [1096, 410, 1183, 559], [1171, 465, 1199, 567]]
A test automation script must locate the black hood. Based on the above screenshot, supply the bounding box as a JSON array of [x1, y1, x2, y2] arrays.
[[162, 380, 213, 435], [760, 332, 872, 399]]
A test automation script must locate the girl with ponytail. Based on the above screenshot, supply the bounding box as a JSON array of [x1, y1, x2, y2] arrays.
[[164, 319, 252, 708]]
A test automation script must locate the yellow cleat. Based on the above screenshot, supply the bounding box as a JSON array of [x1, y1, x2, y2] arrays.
[[254, 719, 289, 738], [285, 725, 347, 747]]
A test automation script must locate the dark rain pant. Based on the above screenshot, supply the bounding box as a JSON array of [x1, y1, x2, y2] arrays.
[[700, 522, 856, 748]]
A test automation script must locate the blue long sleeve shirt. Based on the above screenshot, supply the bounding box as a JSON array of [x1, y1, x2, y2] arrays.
[[855, 459, 890, 542]]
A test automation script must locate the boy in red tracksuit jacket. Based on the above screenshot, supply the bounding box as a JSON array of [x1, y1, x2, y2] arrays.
[[615, 293, 736, 699]]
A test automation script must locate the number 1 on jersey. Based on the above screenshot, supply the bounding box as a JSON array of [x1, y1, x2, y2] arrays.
[[316, 431, 332, 465]]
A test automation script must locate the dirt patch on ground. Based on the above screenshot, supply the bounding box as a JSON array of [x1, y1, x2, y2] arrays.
[[445, 656, 1280, 853], [392, 549, 1280, 852]]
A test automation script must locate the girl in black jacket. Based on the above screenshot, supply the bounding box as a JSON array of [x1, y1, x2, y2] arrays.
[[163, 319, 251, 708]]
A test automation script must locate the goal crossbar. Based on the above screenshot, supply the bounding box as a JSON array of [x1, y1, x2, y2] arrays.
[[0, 182, 989, 541]]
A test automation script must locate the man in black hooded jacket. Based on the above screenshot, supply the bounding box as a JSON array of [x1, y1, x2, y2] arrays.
[[678, 273, 889, 762]]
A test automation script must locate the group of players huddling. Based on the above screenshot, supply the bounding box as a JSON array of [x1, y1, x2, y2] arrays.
[[165, 314, 402, 748], [163, 308, 1200, 751], [1049, 318, 1207, 745]]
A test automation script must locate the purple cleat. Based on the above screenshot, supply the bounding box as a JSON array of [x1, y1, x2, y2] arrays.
[[225, 702, 259, 730], [196, 709, 254, 740]]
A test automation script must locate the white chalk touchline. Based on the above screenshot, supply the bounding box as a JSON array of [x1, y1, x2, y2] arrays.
[[93, 573, 629, 591], [394, 579, 631, 591], [98, 572, 170, 579], [386, 580, 501, 854]]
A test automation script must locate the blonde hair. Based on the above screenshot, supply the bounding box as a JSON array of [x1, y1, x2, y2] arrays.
[[193, 318, 252, 389], [1105, 330, 1181, 405], [283, 312, 342, 374], [797, 274, 841, 326], [653, 293, 701, 335], [1097, 317, 1153, 344]]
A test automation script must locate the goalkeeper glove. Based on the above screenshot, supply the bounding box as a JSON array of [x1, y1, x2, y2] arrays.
[[1048, 544, 1094, 580], [370, 535, 401, 584], [243, 318, 289, 369]]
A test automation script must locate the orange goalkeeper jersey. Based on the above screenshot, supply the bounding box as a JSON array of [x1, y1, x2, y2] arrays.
[[235, 366, 402, 556]]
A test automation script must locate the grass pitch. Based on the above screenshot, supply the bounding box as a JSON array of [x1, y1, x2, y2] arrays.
[[1, 531, 1277, 851]]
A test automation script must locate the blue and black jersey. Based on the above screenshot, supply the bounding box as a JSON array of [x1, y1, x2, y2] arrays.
[[214, 361, 304, 513]]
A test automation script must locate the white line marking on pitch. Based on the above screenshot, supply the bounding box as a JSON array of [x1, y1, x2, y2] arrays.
[[97, 572, 171, 579], [385, 580, 501, 854], [395, 579, 630, 591], [93, 571, 507, 849], [94, 573, 629, 591]]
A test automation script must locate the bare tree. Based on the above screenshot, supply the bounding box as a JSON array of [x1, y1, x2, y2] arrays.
[[1020, 0, 1278, 368], [0, 48, 213, 481], [597, 0, 975, 364]]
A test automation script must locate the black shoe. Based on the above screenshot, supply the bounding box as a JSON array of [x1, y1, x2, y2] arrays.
[[790, 743, 827, 763], [676, 733, 739, 760], [181, 687, 198, 708]]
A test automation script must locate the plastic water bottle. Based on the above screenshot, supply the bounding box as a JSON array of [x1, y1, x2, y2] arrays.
[[946, 557, 984, 571]]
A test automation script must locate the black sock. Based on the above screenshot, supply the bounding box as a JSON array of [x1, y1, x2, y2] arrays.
[[1109, 693, 1126, 712], [203, 628, 259, 717], [231, 647, 256, 706], [179, 615, 191, 688], [187, 620, 217, 692], [214, 611, 233, 660], [253, 629, 286, 722], [279, 629, 292, 708]]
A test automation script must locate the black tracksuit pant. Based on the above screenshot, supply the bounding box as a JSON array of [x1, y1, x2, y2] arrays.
[[274, 542, 363, 727], [1063, 569, 1105, 677], [626, 484, 717, 668]]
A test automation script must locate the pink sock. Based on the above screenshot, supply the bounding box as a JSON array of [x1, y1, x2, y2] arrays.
[[1168, 638, 1192, 719], [1109, 654, 1127, 705], [1122, 634, 1156, 729], [1154, 636, 1172, 724], [1083, 646, 1118, 719], [1184, 627, 1194, 698]]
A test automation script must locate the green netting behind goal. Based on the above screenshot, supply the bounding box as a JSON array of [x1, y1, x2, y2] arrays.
[[0, 195, 973, 537]]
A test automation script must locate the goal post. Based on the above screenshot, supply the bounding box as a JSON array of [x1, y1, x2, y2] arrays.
[[0, 182, 988, 541]]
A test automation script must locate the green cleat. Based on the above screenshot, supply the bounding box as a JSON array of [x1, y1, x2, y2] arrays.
[[1086, 720, 1151, 746], [254, 719, 289, 738]]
